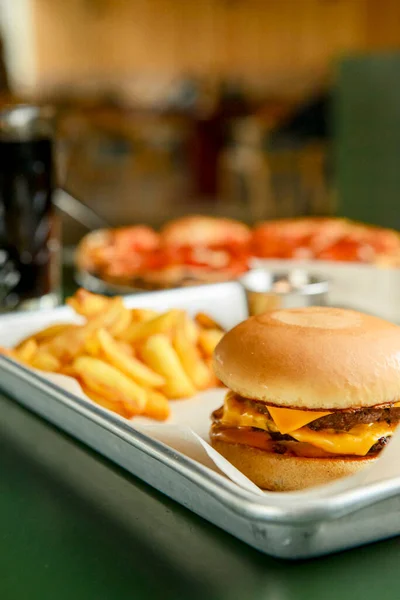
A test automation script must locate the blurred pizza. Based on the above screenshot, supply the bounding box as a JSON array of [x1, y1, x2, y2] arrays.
[[76, 216, 252, 290], [252, 218, 400, 266], [76, 216, 400, 292]]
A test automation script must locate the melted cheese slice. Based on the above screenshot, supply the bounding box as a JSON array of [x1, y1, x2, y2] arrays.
[[267, 406, 331, 434], [221, 401, 272, 430], [269, 402, 400, 435], [222, 392, 330, 434], [290, 423, 395, 456], [221, 393, 399, 456], [222, 392, 277, 431]]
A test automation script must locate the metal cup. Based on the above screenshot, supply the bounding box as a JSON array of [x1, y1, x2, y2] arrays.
[[240, 268, 329, 316]]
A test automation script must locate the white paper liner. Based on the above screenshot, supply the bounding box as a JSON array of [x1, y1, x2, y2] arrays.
[[23, 369, 400, 499]]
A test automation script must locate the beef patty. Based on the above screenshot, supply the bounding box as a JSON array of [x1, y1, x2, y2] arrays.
[[212, 410, 390, 456], [216, 397, 400, 456], [305, 407, 400, 431], [250, 400, 400, 432]]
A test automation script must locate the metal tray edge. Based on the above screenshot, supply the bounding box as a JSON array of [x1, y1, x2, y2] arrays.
[[1, 355, 400, 526]]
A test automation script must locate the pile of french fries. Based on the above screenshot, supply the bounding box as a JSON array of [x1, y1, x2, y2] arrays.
[[2, 290, 225, 421]]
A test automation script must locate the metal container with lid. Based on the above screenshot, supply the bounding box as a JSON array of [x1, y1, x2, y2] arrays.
[[240, 268, 329, 315]]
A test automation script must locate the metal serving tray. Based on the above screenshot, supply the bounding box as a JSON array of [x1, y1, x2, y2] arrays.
[[1, 280, 400, 560]]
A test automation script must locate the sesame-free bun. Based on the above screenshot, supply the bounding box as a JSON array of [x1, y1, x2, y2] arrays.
[[211, 439, 377, 491], [213, 307, 400, 410]]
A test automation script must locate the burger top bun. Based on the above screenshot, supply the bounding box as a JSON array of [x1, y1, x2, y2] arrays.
[[213, 307, 400, 410]]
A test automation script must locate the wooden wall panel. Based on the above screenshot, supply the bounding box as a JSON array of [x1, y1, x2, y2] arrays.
[[30, 0, 400, 96], [364, 0, 400, 49]]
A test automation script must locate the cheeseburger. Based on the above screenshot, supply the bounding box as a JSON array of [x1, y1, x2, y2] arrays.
[[211, 307, 400, 491]]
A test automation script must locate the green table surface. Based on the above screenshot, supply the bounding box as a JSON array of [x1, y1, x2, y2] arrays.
[[2, 395, 400, 600], [2, 269, 400, 599]]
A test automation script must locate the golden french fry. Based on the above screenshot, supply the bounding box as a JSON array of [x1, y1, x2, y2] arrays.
[[198, 328, 224, 357], [144, 390, 170, 421], [183, 315, 199, 345], [17, 323, 78, 348], [195, 312, 223, 331], [16, 339, 38, 363], [108, 306, 132, 338], [58, 364, 77, 378], [47, 297, 127, 361], [34, 323, 78, 340], [67, 289, 110, 317], [30, 352, 61, 372], [82, 321, 131, 356], [84, 333, 102, 356], [96, 329, 165, 388], [131, 308, 159, 323], [117, 341, 134, 356], [124, 309, 182, 343], [173, 316, 210, 389], [5, 287, 226, 420], [73, 356, 147, 413], [44, 325, 85, 361], [140, 334, 196, 399], [80, 382, 131, 418]]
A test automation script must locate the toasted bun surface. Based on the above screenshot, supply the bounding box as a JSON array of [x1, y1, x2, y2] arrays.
[[213, 307, 400, 410], [211, 440, 376, 491]]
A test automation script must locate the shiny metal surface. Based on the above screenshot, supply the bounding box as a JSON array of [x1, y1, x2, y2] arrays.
[[254, 259, 400, 323], [75, 267, 142, 296], [0, 104, 55, 142], [1, 282, 400, 559], [54, 188, 110, 231], [240, 268, 329, 315]]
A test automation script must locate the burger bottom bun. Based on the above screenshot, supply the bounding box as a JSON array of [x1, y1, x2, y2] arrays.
[[211, 440, 378, 491]]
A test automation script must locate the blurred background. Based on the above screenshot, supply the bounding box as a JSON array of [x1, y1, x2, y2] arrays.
[[1, 0, 400, 246]]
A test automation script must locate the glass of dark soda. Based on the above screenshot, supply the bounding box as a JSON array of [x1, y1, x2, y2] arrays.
[[0, 105, 60, 311]]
